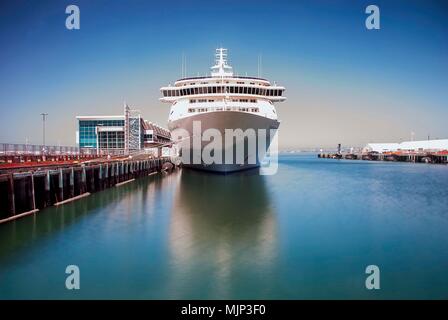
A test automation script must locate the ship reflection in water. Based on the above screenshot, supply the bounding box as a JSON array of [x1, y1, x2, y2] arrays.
[[167, 169, 277, 299]]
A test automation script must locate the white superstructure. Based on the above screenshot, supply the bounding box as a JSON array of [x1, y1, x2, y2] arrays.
[[160, 48, 286, 172]]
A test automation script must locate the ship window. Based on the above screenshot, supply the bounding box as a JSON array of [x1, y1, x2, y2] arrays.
[[237, 81, 244, 84], [212, 87, 217, 93], [188, 108, 195, 113], [190, 99, 196, 103], [198, 99, 207, 103], [208, 99, 214, 102], [250, 99, 256, 103], [194, 87, 198, 94], [243, 87, 248, 94], [229, 86, 234, 94], [278, 90, 283, 96], [250, 82, 255, 85]]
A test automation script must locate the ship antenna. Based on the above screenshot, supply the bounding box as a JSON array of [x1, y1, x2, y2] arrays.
[[184, 54, 187, 78], [211, 48, 233, 77], [181, 53, 187, 78], [181, 53, 184, 78]]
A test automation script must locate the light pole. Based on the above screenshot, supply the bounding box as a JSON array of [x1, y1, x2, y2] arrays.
[[41, 113, 48, 154]]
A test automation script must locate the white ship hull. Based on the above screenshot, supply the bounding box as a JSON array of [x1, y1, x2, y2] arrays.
[[168, 111, 279, 173]]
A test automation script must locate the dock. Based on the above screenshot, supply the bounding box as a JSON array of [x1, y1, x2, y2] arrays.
[[318, 150, 448, 164], [0, 157, 174, 224]]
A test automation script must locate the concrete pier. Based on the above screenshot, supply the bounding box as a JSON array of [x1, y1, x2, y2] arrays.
[[0, 157, 173, 224]]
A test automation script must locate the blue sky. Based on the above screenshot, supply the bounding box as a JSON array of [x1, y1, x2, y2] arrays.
[[0, 0, 447, 148]]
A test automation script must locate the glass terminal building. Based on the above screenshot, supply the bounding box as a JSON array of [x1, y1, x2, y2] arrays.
[[76, 105, 171, 155]]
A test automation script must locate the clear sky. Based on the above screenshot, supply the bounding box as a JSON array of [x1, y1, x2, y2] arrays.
[[0, 0, 447, 149]]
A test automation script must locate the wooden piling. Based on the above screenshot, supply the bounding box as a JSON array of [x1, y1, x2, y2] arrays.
[[69, 168, 75, 198], [7, 173, 15, 216], [58, 168, 64, 203], [44, 171, 50, 207], [30, 173, 36, 211]]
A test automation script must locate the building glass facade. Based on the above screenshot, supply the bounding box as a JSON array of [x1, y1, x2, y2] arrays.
[[78, 119, 125, 148], [98, 131, 125, 149]]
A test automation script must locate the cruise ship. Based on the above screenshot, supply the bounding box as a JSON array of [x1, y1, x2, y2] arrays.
[[160, 48, 286, 172]]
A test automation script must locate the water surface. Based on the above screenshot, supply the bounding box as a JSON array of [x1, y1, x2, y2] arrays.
[[1, 155, 448, 299]]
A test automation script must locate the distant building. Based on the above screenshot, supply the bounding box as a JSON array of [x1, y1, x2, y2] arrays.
[[76, 104, 171, 155], [364, 139, 448, 153]]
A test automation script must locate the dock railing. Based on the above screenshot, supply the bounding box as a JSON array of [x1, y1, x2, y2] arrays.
[[0, 143, 91, 156]]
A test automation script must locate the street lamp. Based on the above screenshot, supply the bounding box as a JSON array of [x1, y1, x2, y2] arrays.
[[41, 113, 48, 154]]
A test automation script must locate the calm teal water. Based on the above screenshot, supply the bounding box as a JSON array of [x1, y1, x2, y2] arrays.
[[1, 154, 448, 299]]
